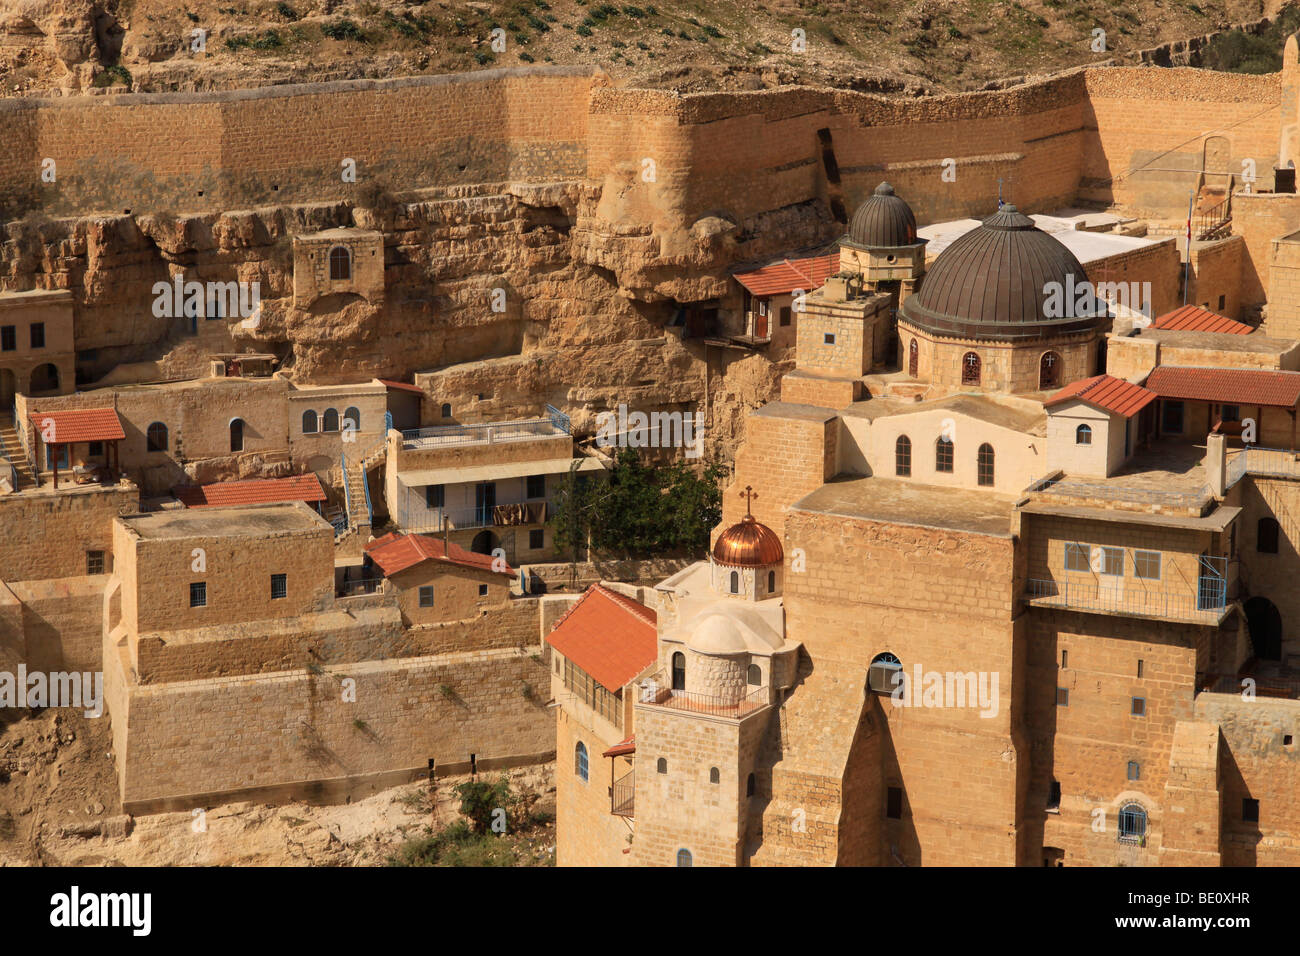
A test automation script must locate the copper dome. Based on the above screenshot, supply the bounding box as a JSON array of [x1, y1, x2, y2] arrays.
[[713, 515, 784, 568], [900, 205, 1105, 341], [843, 182, 920, 250]]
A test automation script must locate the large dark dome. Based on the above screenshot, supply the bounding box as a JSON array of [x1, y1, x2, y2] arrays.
[[899, 205, 1105, 341], [844, 182, 919, 249]]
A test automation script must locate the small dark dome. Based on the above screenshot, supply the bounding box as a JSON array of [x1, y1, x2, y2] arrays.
[[899, 205, 1104, 341], [844, 182, 919, 249], [713, 515, 783, 568]]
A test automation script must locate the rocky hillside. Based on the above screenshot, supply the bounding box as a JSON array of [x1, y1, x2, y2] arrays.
[[0, 0, 1292, 98]]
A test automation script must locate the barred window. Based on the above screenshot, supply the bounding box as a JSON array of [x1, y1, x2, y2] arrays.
[[977, 443, 995, 486], [1118, 803, 1147, 844], [935, 437, 954, 473], [895, 435, 911, 477]]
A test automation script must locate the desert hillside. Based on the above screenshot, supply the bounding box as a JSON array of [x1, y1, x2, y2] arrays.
[[1, 0, 1295, 97]]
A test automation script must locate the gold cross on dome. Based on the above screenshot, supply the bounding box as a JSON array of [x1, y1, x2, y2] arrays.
[[740, 485, 758, 516]]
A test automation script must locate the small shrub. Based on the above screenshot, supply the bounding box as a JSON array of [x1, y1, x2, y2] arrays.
[[276, 1, 299, 19], [577, 24, 592, 36], [475, 51, 495, 64], [519, 51, 535, 62], [322, 19, 366, 42]]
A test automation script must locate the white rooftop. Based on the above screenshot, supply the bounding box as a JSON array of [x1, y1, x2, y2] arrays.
[[919, 208, 1155, 264]]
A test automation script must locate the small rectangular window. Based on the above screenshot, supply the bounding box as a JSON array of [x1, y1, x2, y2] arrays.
[[190, 581, 207, 608], [1133, 550, 1161, 580], [0, 326, 13, 352], [886, 786, 903, 819], [418, 586, 434, 608], [529, 528, 544, 550], [478, 583, 489, 597], [823, 332, 836, 345], [1061, 649, 1068, 669], [1131, 697, 1146, 716], [29, 323, 44, 349], [1127, 761, 1141, 781], [1218, 295, 1226, 310], [1064, 542, 1090, 572], [86, 551, 104, 575], [1099, 546, 1123, 576], [424, 484, 444, 509], [1136, 659, 1144, 678], [779, 306, 791, 327], [526, 475, 546, 499], [1047, 780, 1061, 810], [270, 573, 287, 600], [1057, 687, 1069, 706], [1242, 798, 1259, 823]]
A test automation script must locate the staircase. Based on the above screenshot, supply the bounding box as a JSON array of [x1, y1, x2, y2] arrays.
[[338, 436, 387, 540], [1194, 186, 1232, 241], [0, 414, 35, 491]]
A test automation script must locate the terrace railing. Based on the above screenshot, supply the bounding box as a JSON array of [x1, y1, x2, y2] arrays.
[[636, 672, 770, 719], [1025, 577, 1227, 621], [1025, 474, 1211, 511], [1227, 446, 1300, 488], [610, 769, 634, 818], [401, 415, 568, 450]]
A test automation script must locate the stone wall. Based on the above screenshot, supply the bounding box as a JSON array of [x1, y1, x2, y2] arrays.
[[0, 482, 137, 583]]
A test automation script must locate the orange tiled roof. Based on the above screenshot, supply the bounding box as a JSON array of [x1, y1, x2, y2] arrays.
[[1153, 305, 1253, 335], [732, 252, 839, 297], [602, 736, 636, 758], [363, 532, 514, 577], [1044, 374, 1157, 418], [1144, 366, 1300, 408], [29, 408, 125, 443], [378, 379, 425, 394], [546, 584, 657, 693], [174, 474, 326, 508]]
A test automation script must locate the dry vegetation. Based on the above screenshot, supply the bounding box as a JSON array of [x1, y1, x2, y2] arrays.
[[0, 0, 1290, 97]]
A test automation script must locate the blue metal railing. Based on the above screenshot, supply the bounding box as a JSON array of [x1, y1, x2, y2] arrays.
[[362, 460, 374, 526], [340, 453, 352, 534], [546, 403, 571, 435]]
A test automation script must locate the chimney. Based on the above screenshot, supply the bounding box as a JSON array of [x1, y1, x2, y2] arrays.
[[1205, 433, 1227, 496]]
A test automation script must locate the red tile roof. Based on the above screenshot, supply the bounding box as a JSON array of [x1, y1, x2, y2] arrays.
[[378, 379, 425, 395], [29, 408, 125, 444], [1044, 375, 1157, 418], [1153, 305, 1253, 335], [363, 532, 514, 577], [546, 584, 657, 693], [732, 252, 839, 297], [602, 736, 636, 758], [1144, 366, 1300, 408], [174, 474, 326, 508]]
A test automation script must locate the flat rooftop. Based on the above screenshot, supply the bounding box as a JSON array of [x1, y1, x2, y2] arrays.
[[1128, 327, 1296, 355], [119, 501, 328, 540], [792, 475, 1016, 536], [843, 392, 1047, 435], [920, 209, 1159, 264]]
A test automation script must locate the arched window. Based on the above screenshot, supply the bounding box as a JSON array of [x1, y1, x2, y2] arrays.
[[441, 403, 452, 418], [709, 767, 720, 784], [729, 570, 740, 593], [747, 664, 761, 686], [746, 773, 756, 797], [1257, 517, 1280, 554], [767, 570, 776, 593], [146, 421, 168, 452], [676, 848, 693, 867], [977, 443, 995, 487], [1076, 424, 1092, 445], [908, 339, 919, 377], [328, 246, 352, 281], [868, 651, 902, 694], [575, 742, 588, 781], [935, 436, 954, 473], [302, 410, 318, 434], [321, 408, 339, 433], [671, 651, 686, 690], [1118, 803, 1147, 844], [896, 434, 912, 477], [961, 351, 981, 386], [229, 418, 245, 453], [343, 406, 361, 433], [657, 758, 668, 774], [1039, 351, 1061, 390]]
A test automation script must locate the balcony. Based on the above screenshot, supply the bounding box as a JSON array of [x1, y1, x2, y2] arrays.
[[610, 769, 634, 818], [1025, 574, 1230, 625], [637, 672, 770, 719], [400, 406, 570, 451]]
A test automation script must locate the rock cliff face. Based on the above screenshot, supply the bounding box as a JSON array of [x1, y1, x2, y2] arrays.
[[0, 172, 819, 459]]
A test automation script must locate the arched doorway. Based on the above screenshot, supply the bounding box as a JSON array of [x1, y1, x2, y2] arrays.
[[229, 418, 245, 453], [29, 363, 59, 393], [471, 530, 499, 555], [1244, 597, 1282, 661]]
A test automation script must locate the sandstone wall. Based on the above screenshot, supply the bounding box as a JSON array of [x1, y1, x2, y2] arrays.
[[0, 483, 137, 583]]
